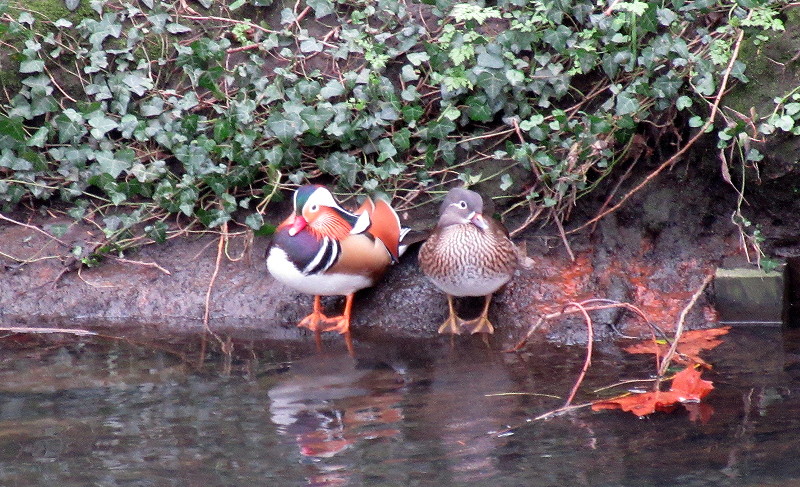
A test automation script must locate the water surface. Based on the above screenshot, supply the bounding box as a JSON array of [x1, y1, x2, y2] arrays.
[[1, 326, 798, 486]]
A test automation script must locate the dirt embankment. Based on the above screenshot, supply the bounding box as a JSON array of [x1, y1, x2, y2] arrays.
[[1, 150, 761, 350]]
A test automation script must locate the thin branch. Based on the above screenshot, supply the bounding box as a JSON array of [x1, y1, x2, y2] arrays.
[[0, 326, 97, 336], [111, 256, 172, 275], [0, 213, 69, 247], [657, 273, 714, 377], [561, 301, 594, 407], [507, 299, 654, 352], [203, 224, 227, 332], [554, 215, 575, 262]]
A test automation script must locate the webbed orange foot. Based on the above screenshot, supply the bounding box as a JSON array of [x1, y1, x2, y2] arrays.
[[296, 295, 329, 332], [437, 295, 465, 335], [461, 316, 495, 334], [460, 294, 495, 334], [320, 293, 355, 335]]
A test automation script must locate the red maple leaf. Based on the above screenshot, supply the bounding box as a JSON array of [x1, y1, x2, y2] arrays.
[[591, 367, 714, 418], [623, 326, 730, 367]]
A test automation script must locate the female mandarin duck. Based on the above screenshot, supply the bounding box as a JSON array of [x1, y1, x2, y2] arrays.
[[419, 187, 521, 335], [266, 185, 405, 341]]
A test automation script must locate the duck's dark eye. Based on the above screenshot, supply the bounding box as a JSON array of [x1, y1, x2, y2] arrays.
[[458, 200, 467, 209], [310, 204, 319, 212]]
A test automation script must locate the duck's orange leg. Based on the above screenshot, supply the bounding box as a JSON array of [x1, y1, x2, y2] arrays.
[[437, 295, 465, 334], [461, 294, 495, 334], [297, 295, 330, 333], [323, 293, 354, 335]]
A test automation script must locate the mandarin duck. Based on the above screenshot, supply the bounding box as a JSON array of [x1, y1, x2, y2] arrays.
[[418, 187, 521, 335], [266, 185, 406, 341]]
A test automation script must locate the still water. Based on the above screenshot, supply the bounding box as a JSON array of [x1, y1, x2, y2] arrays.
[[1, 326, 799, 487]]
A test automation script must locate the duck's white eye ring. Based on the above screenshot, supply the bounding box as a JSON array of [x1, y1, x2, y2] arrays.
[[458, 200, 467, 209]]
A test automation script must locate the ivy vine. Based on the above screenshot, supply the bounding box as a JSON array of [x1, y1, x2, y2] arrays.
[[0, 0, 789, 261]]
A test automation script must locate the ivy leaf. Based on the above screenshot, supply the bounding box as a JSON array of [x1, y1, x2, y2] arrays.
[[676, 96, 692, 110], [88, 112, 119, 139], [425, 119, 456, 140], [318, 152, 359, 187], [656, 7, 677, 26], [499, 173, 513, 191], [785, 102, 800, 116], [245, 212, 265, 230], [267, 113, 305, 142], [403, 105, 423, 122], [477, 71, 506, 100], [320, 80, 344, 99], [477, 51, 505, 69], [651, 75, 682, 98], [19, 59, 45, 73], [307, 0, 334, 18], [467, 101, 492, 122], [393, 127, 411, 151], [196, 207, 231, 228], [26, 126, 49, 148], [441, 105, 461, 121], [122, 72, 154, 96], [688, 116, 704, 128], [406, 52, 429, 66], [301, 106, 334, 135], [95, 150, 133, 178], [615, 91, 639, 116], [300, 38, 323, 53], [167, 23, 192, 34], [0, 115, 26, 142], [775, 115, 794, 132], [18, 12, 35, 25], [377, 138, 397, 162], [401, 65, 418, 82]]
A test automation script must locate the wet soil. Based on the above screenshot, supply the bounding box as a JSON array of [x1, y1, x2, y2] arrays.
[[0, 153, 762, 348]]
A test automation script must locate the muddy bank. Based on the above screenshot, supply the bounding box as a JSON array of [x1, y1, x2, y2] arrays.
[[0, 153, 754, 348]]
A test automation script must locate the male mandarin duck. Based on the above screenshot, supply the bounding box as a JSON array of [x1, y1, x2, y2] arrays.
[[419, 187, 523, 335], [266, 185, 406, 340]]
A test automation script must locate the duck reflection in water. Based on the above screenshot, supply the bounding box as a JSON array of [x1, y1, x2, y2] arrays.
[[268, 352, 405, 462], [267, 343, 521, 485]]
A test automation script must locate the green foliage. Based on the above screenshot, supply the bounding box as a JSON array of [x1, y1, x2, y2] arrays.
[[0, 0, 787, 255]]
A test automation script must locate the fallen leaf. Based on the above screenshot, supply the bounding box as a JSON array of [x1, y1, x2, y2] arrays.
[[591, 390, 682, 417], [669, 366, 713, 402], [592, 367, 714, 418], [624, 326, 730, 366]]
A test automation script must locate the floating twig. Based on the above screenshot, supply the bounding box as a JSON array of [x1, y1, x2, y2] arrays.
[[0, 326, 96, 336]]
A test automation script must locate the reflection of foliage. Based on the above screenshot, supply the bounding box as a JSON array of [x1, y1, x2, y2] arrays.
[[0, 0, 786, 256]]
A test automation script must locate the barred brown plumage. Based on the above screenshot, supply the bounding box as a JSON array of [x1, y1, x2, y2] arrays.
[[419, 187, 525, 335]]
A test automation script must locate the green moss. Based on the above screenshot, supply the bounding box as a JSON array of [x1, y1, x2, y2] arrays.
[[9, 0, 96, 26]]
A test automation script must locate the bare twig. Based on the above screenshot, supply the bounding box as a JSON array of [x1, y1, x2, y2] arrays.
[[657, 273, 714, 378], [507, 299, 654, 352], [561, 301, 594, 407], [180, 15, 278, 35], [203, 224, 227, 333], [111, 257, 172, 275], [554, 216, 575, 262], [0, 326, 97, 336], [485, 392, 562, 399], [0, 213, 69, 247]]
